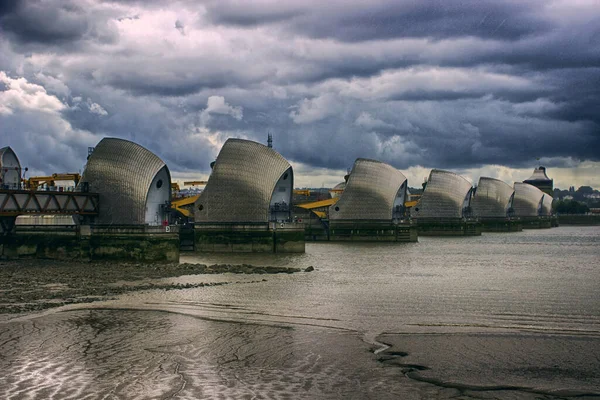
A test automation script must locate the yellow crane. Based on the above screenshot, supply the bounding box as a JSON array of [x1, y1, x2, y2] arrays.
[[171, 194, 200, 218], [184, 181, 208, 186], [293, 189, 311, 196], [24, 173, 81, 190]]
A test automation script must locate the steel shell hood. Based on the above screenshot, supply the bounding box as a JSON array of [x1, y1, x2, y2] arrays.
[[413, 169, 473, 219], [194, 139, 293, 223], [0, 146, 22, 189], [0, 146, 20, 167], [471, 177, 514, 218], [79, 138, 170, 225], [329, 158, 407, 221], [541, 194, 553, 216], [512, 182, 544, 217]]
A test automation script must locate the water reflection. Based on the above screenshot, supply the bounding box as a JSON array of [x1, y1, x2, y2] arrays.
[[1, 226, 599, 398]]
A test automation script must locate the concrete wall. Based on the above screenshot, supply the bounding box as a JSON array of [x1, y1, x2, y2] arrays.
[[416, 219, 482, 236], [520, 217, 554, 229], [557, 215, 600, 225], [0, 225, 179, 262], [480, 218, 523, 232], [194, 222, 305, 253], [328, 221, 418, 242]]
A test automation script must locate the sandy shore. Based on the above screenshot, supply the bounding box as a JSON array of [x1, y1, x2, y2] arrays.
[[0, 260, 307, 315]]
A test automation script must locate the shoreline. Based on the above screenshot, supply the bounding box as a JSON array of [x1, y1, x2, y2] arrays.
[[0, 260, 309, 315]]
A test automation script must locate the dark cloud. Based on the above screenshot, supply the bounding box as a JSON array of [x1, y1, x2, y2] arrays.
[[0, 0, 19, 17], [206, 0, 550, 42], [0, 0, 599, 184], [0, 0, 118, 46]]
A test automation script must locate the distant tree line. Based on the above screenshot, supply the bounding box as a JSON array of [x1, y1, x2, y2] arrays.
[[553, 199, 590, 214], [553, 185, 599, 205]]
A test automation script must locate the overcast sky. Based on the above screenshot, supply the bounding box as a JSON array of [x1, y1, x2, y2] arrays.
[[1, 0, 599, 189]]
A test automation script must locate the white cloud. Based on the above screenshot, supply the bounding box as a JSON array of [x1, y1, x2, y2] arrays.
[[0, 71, 66, 115], [311, 67, 537, 101], [0, 72, 98, 172], [354, 112, 393, 130], [512, 98, 561, 115], [289, 93, 339, 124], [199, 95, 243, 125], [88, 99, 108, 116]]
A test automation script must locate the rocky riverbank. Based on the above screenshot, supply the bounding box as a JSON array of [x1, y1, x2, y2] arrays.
[[0, 260, 311, 315]]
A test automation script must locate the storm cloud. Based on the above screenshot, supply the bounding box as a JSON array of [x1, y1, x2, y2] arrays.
[[1, 0, 599, 188]]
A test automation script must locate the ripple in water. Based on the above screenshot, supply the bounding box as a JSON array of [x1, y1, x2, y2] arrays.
[[0, 226, 599, 399]]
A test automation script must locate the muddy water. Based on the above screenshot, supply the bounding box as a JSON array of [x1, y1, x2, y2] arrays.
[[1, 226, 599, 399]]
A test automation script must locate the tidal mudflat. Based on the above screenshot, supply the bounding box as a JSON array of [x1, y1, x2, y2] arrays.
[[1, 226, 599, 399]]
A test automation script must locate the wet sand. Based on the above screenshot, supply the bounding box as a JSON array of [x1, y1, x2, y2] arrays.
[[1, 227, 599, 399], [376, 333, 600, 398], [0, 260, 304, 315]]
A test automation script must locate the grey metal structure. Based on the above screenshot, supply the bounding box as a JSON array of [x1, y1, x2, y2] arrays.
[[512, 182, 544, 217], [330, 181, 346, 198], [0, 147, 22, 190], [413, 169, 473, 219], [541, 193, 553, 216], [471, 177, 515, 218], [78, 138, 171, 225], [194, 138, 293, 223], [329, 158, 407, 221], [525, 167, 551, 182]]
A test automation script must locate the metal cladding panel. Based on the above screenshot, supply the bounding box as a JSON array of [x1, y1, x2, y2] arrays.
[[329, 158, 407, 221], [541, 194, 553, 216], [471, 177, 514, 218], [513, 182, 544, 217], [525, 167, 551, 182], [414, 169, 473, 219], [0, 146, 20, 168], [194, 139, 292, 223], [79, 138, 169, 224], [0, 146, 22, 189]]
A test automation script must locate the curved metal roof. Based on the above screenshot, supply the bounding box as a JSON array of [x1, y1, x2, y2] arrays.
[[330, 182, 346, 199], [0, 146, 22, 189], [471, 177, 514, 218], [512, 182, 544, 217], [0, 146, 20, 169], [329, 158, 407, 221], [194, 138, 292, 223], [79, 138, 170, 224], [524, 166, 551, 182], [413, 169, 473, 219], [541, 194, 553, 216]]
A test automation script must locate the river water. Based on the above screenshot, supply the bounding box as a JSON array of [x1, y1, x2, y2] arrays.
[[1, 226, 599, 399]]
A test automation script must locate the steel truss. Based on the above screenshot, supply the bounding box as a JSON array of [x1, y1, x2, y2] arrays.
[[0, 189, 99, 217]]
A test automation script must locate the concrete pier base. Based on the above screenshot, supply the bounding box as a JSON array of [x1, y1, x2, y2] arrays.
[[521, 217, 554, 229], [480, 218, 523, 232], [194, 222, 305, 253], [557, 215, 600, 225], [0, 225, 180, 263], [327, 220, 418, 242], [416, 219, 482, 236]]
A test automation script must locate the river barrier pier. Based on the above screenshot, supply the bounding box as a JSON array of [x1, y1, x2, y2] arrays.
[[2, 137, 561, 262]]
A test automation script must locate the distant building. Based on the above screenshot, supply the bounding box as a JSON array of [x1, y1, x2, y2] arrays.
[[524, 166, 553, 196]]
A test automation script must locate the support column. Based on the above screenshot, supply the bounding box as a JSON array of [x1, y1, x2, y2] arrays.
[[0, 217, 16, 235]]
